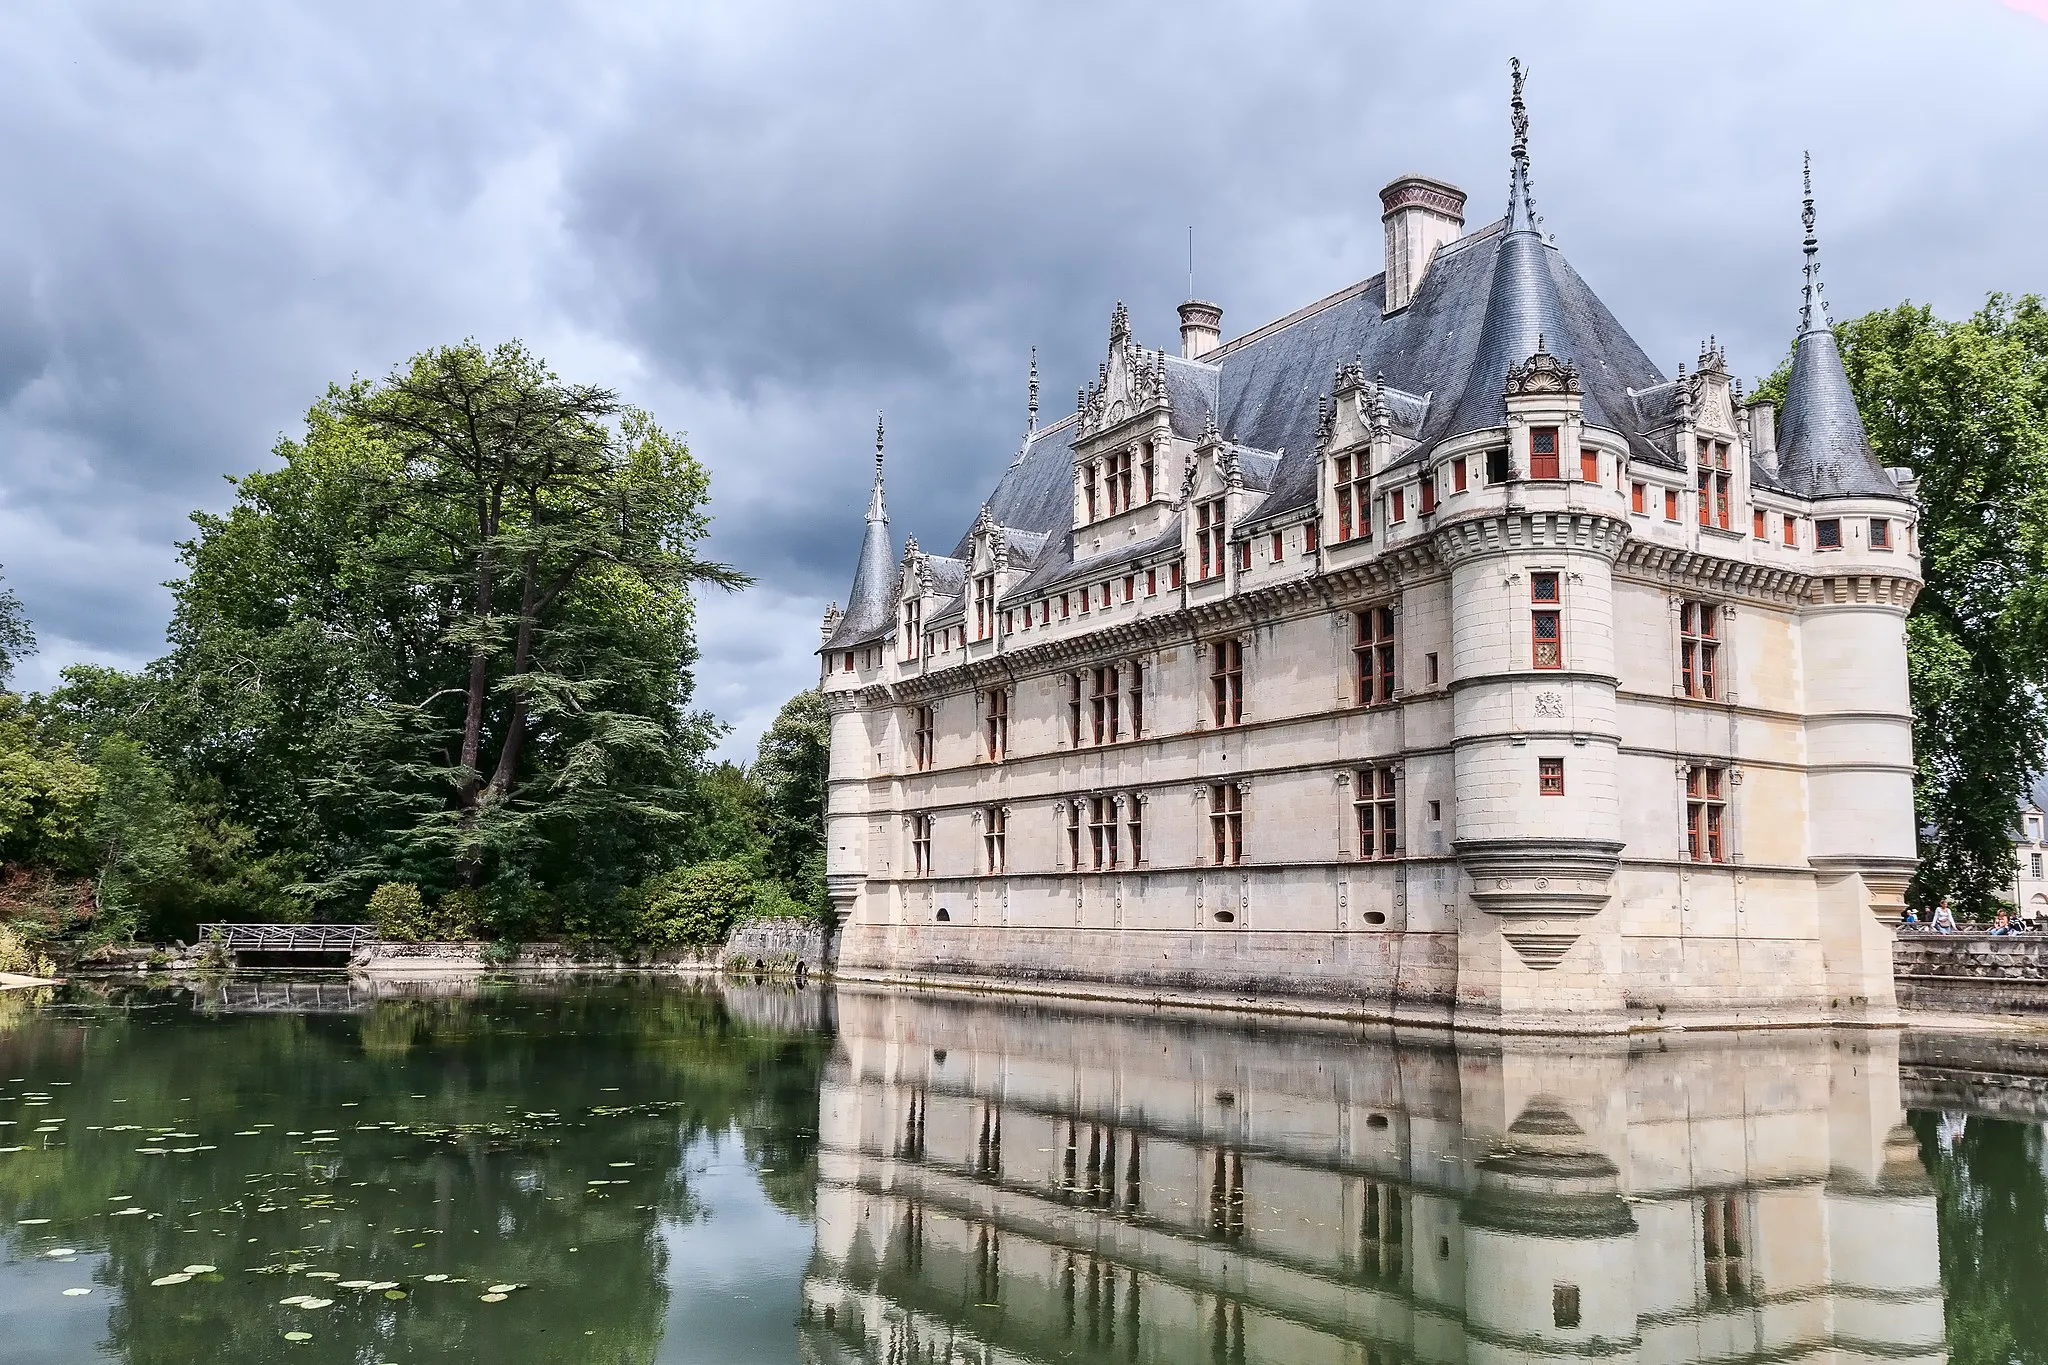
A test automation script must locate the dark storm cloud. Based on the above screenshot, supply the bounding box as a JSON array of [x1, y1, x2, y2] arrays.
[[0, 0, 2043, 750]]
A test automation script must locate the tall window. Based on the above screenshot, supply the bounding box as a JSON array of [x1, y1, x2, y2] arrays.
[[1354, 766, 1399, 859], [1335, 453, 1370, 542], [911, 814, 933, 877], [1664, 488, 1680, 521], [1531, 572, 1563, 669], [1083, 461, 1100, 523], [1064, 802, 1082, 869], [1783, 516, 1799, 548], [1530, 426, 1561, 480], [1702, 1196, 1748, 1304], [984, 806, 1006, 874], [1680, 602, 1720, 699], [1126, 798, 1144, 867], [1685, 765, 1727, 863], [1486, 448, 1510, 484], [1358, 1182, 1404, 1285], [1210, 639, 1243, 726], [902, 599, 922, 658], [911, 705, 935, 770], [1354, 607, 1397, 705], [1140, 441, 1155, 500], [1420, 477, 1437, 515], [1453, 456, 1468, 492], [973, 573, 996, 641], [1106, 449, 1133, 515], [984, 687, 1010, 759], [1090, 666, 1121, 745], [1127, 664, 1145, 738], [1579, 449, 1599, 482], [1236, 540, 1251, 572], [1196, 499, 1226, 580], [1753, 508, 1767, 539], [1304, 518, 1319, 552], [1631, 482, 1646, 514], [1539, 757, 1565, 796], [1209, 784, 1243, 865], [1088, 796, 1119, 870], [1067, 675, 1084, 747]]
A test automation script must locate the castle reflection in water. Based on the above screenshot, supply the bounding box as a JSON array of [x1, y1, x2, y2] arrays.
[[798, 990, 1943, 1365]]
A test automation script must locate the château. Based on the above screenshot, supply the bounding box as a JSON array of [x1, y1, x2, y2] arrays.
[[816, 68, 1919, 1031]]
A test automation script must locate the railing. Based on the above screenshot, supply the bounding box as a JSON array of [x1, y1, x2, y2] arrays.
[[196, 923, 378, 954]]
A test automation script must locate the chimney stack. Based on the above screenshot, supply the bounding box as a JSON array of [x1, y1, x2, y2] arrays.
[[1178, 300, 1222, 359], [1746, 399, 1779, 474], [1380, 175, 1467, 314]]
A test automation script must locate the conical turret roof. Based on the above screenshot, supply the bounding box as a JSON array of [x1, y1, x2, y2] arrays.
[[822, 415, 896, 651], [1775, 157, 1897, 500]]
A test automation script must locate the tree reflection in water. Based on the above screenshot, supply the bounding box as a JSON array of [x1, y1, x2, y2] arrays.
[[0, 977, 828, 1365]]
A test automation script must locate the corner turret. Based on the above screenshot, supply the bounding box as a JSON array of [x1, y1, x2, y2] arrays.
[[821, 414, 897, 655]]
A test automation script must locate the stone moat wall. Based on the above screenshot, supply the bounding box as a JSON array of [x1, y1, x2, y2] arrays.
[[1894, 931, 2048, 1012]]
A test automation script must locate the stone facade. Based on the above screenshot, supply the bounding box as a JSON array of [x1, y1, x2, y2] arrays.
[[817, 82, 1919, 1032], [800, 989, 1944, 1365]]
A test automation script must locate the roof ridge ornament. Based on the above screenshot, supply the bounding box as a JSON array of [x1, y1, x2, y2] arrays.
[[1027, 347, 1039, 433], [867, 412, 888, 524], [1506, 57, 1539, 237], [1503, 338, 1580, 397], [1799, 151, 1832, 335]]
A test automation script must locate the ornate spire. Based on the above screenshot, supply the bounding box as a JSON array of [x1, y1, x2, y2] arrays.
[[1799, 151, 1831, 335], [1027, 347, 1039, 432], [824, 413, 898, 652], [868, 412, 887, 523], [1777, 154, 1894, 499], [1506, 57, 1538, 237]]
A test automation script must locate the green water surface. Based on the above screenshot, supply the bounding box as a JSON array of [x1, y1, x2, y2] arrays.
[[0, 977, 2038, 1364]]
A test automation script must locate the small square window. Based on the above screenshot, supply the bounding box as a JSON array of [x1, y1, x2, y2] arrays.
[[1539, 758, 1565, 796], [1869, 518, 1890, 549], [1816, 518, 1842, 549], [1530, 572, 1561, 604]]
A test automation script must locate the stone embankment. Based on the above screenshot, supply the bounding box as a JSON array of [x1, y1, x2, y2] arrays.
[[1895, 931, 2048, 1012]]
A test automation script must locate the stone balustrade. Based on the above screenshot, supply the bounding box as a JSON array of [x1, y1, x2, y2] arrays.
[[1894, 930, 2048, 1011]]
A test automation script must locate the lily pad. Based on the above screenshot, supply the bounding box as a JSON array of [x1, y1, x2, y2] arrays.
[[183, 1264, 217, 1274], [283, 1331, 312, 1341], [62, 1288, 91, 1297], [296, 1297, 334, 1309], [486, 1283, 520, 1294], [421, 1273, 449, 1282], [151, 1274, 192, 1286], [45, 1248, 76, 1258], [480, 1293, 508, 1303]]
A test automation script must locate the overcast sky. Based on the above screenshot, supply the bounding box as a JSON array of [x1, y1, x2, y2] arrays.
[[1, 0, 2044, 759]]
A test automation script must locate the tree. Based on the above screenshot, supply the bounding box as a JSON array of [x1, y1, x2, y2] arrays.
[[754, 689, 830, 910], [1759, 295, 2048, 915], [0, 566, 34, 688]]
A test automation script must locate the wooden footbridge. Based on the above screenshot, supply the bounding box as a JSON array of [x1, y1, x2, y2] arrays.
[[196, 923, 377, 960]]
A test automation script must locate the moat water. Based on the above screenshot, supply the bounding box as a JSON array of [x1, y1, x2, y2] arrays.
[[0, 976, 2036, 1363]]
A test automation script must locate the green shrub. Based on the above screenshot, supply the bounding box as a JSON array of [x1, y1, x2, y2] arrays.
[[435, 889, 483, 941], [0, 924, 29, 974], [367, 882, 430, 942], [638, 860, 756, 948], [746, 880, 822, 924]]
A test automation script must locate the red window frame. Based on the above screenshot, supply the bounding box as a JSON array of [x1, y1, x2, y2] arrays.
[[1530, 426, 1561, 480], [1539, 757, 1565, 796], [1580, 450, 1599, 482]]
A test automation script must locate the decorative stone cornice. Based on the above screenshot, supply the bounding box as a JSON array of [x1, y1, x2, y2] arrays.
[[1503, 341, 1580, 397], [1805, 572, 1920, 610], [1430, 510, 1630, 568], [1615, 540, 1813, 607]]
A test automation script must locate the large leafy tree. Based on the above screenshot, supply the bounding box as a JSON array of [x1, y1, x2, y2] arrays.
[[1761, 295, 2048, 915], [754, 689, 830, 910], [68, 340, 748, 925]]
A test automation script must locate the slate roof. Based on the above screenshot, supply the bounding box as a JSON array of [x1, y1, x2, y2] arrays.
[[821, 473, 893, 650], [827, 149, 1880, 647], [1778, 322, 1897, 499]]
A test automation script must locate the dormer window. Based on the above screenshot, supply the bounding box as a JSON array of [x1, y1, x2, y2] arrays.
[[1530, 426, 1561, 479], [1106, 449, 1133, 515], [1335, 454, 1370, 542], [972, 573, 996, 641], [1196, 499, 1227, 580], [1140, 441, 1156, 500], [1083, 462, 1100, 523], [902, 598, 922, 659], [1697, 439, 1732, 531]]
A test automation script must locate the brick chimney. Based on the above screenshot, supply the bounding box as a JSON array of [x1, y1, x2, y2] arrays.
[[1178, 300, 1222, 359], [1380, 175, 1466, 314]]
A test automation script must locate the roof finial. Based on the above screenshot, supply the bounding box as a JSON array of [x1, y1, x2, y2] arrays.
[[1507, 58, 1537, 235], [1027, 347, 1039, 432], [867, 412, 887, 523], [1799, 151, 1831, 334]]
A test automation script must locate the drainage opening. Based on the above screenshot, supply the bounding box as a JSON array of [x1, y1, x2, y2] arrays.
[[1212, 910, 1235, 924], [1363, 911, 1387, 926], [935, 908, 950, 922]]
